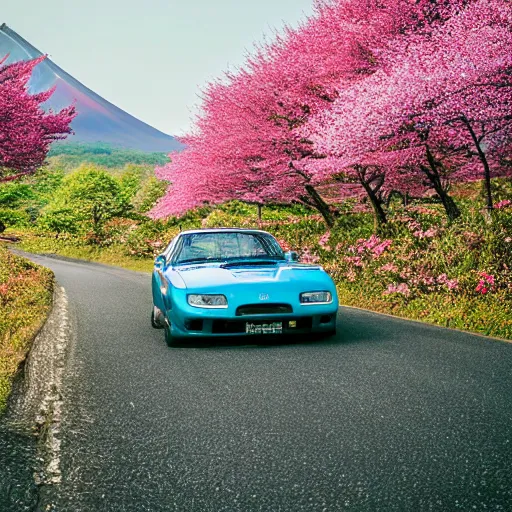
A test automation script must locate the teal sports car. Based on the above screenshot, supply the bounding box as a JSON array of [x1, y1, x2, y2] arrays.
[[151, 228, 338, 346]]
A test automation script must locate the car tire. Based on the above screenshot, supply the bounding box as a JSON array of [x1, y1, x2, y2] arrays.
[[151, 308, 164, 329]]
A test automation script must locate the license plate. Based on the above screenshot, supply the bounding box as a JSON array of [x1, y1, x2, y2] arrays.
[[246, 322, 283, 335]]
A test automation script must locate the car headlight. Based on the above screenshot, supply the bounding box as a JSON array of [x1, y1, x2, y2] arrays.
[[188, 294, 228, 308], [300, 291, 332, 304]]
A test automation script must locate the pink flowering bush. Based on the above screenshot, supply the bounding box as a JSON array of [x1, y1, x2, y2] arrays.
[[318, 231, 332, 251], [475, 272, 496, 295], [13, 189, 512, 340], [384, 283, 411, 298], [495, 200, 511, 209], [299, 247, 321, 264]]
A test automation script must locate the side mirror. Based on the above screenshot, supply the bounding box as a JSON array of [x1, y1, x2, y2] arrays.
[[154, 254, 166, 271], [285, 251, 299, 262]]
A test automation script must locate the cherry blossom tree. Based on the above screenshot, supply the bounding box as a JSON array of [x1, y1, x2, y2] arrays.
[[0, 55, 76, 183], [154, 0, 435, 223], [154, 0, 511, 227], [307, 0, 512, 219]]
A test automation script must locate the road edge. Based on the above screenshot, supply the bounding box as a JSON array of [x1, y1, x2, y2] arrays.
[[341, 304, 512, 344], [4, 284, 71, 491]]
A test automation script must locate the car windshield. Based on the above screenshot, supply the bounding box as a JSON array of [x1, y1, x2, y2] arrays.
[[172, 232, 285, 265]]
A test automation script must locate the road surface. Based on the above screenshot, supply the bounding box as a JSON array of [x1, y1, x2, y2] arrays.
[[5, 254, 512, 511]]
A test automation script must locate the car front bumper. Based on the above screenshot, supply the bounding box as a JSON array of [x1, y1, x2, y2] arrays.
[[168, 305, 338, 338]]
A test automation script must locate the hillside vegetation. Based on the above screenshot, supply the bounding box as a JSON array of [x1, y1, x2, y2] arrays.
[[48, 142, 170, 170]]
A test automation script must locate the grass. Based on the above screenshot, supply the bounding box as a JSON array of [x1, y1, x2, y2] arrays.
[[0, 245, 54, 414], [15, 231, 154, 273], [336, 282, 512, 341]]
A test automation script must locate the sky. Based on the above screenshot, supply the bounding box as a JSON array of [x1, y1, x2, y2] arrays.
[[3, 0, 314, 136]]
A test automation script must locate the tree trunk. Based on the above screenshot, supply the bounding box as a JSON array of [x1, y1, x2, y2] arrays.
[[354, 166, 387, 230], [92, 205, 103, 236], [359, 179, 387, 229], [304, 184, 335, 228], [0, 170, 35, 183], [462, 118, 493, 211], [257, 203, 262, 225], [423, 146, 461, 222]]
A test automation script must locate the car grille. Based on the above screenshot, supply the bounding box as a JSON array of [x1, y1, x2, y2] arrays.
[[236, 303, 293, 316]]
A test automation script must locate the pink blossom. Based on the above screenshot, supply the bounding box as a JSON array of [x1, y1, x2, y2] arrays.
[[446, 279, 459, 291], [413, 227, 437, 239], [437, 273, 448, 284], [0, 55, 76, 182], [318, 231, 331, 251], [475, 281, 489, 295], [300, 248, 320, 264], [475, 272, 495, 294], [345, 269, 357, 282], [345, 256, 364, 268], [479, 272, 495, 285], [380, 263, 398, 273], [373, 240, 392, 257], [495, 199, 511, 209], [348, 235, 392, 259], [384, 283, 411, 298], [278, 239, 292, 251]]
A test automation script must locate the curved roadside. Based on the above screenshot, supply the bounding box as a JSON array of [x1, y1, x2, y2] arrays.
[[0, 246, 54, 414], [0, 247, 71, 511]]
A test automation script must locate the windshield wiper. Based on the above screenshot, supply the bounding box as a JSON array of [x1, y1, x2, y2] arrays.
[[175, 257, 220, 265], [220, 259, 281, 268]]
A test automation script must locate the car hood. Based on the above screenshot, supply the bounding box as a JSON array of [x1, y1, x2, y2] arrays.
[[173, 263, 328, 290]]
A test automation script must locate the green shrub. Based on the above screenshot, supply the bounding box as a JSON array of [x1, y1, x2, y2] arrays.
[[39, 166, 126, 237], [131, 176, 169, 214], [0, 183, 34, 207], [0, 208, 30, 228]]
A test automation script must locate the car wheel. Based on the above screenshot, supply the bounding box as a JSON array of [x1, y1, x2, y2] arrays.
[[151, 307, 164, 329]]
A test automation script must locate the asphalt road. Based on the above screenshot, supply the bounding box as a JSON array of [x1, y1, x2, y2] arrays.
[[13, 254, 512, 510]]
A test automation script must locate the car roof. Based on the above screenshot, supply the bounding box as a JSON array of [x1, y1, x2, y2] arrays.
[[178, 228, 273, 236]]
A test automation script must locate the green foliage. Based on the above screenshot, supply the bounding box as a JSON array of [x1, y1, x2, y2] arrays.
[[0, 208, 30, 228], [40, 166, 126, 236], [125, 221, 178, 258], [131, 177, 169, 214], [47, 142, 170, 169], [9, 168, 512, 341], [0, 183, 34, 207], [38, 207, 79, 235], [0, 246, 53, 414], [117, 165, 145, 207], [30, 167, 65, 196]]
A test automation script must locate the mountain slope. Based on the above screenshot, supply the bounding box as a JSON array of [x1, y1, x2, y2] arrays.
[[0, 23, 183, 153]]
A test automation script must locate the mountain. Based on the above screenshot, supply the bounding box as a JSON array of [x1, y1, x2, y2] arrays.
[[0, 23, 183, 153]]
